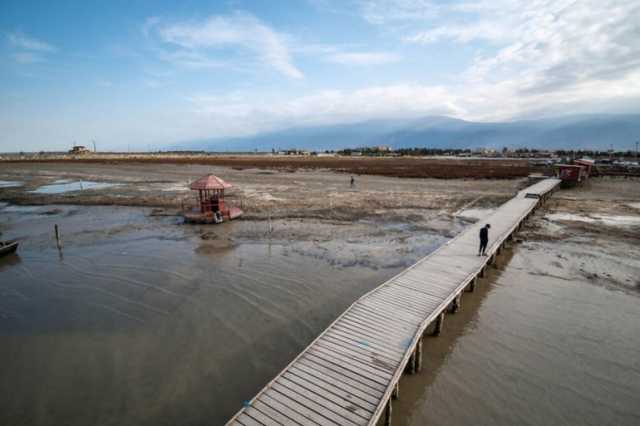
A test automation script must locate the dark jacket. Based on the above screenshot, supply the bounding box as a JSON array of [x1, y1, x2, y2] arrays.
[[479, 227, 489, 241]]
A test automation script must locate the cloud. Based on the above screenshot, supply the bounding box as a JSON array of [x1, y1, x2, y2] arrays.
[[97, 79, 114, 87], [7, 32, 57, 52], [327, 51, 401, 65], [359, 0, 441, 25], [141, 16, 161, 38], [7, 32, 57, 64], [181, 0, 639, 134], [391, 0, 640, 108], [186, 84, 460, 138], [12, 52, 43, 64], [152, 12, 303, 79]]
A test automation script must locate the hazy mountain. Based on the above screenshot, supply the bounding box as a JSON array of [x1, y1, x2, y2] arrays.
[[180, 114, 640, 152]]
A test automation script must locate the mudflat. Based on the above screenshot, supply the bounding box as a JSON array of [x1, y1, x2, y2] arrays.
[[1, 162, 639, 426]]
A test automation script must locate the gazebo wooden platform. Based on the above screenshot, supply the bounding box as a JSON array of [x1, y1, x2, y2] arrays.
[[182, 174, 243, 224]]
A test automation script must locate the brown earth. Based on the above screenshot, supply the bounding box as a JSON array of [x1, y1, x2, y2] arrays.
[[1, 155, 531, 179]]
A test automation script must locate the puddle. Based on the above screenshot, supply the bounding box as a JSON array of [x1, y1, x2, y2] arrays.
[[2, 205, 43, 213], [0, 180, 23, 188], [30, 180, 120, 194], [546, 213, 640, 227]]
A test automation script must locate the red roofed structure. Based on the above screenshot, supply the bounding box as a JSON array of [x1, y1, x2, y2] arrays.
[[183, 174, 243, 224], [189, 174, 233, 190]]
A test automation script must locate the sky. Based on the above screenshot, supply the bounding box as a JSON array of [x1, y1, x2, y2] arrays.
[[1, 0, 639, 151]]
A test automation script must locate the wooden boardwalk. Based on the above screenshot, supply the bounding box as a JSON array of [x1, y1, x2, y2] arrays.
[[226, 178, 561, 426]]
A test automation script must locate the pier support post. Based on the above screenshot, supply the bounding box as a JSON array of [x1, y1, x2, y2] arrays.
[[392, 383, 399, 400], [450, 293, 462, 313], [466, 277, 477, 292], [384, 398, 393, 426], [479, 266, 486, 278], [432, 312, 445, 336], [406, 351, 416, 375], [416, 337, 423, 373]]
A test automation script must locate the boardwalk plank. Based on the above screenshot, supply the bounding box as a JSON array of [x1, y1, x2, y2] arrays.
[[297, 356, 385, 398], [260, 394, 322, 425], [327, 327, 408, 358], [253, 400, 306, 425], [304, 351, 389, 388], [274, 379, 364, 425], [289, 363, 379, 412], [322, 334, 400, 365], [268, 387, 343, 425], [281, 372, 374, 419]]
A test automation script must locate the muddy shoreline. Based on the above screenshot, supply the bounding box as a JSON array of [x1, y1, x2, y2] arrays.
[[0, 162, 523, 223], [1, 164, 640, 426]]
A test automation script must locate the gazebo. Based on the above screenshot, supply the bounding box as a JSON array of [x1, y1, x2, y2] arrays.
[[182, 174, 243, 223]]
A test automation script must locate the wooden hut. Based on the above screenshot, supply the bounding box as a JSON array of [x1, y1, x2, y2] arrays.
[[183, 174, 243, 224]]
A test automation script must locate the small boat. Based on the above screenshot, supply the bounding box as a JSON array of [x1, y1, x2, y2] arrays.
[[0, 240, 18, 257]]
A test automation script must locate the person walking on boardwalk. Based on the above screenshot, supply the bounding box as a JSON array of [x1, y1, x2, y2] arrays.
[[350, 176, 355, 188], [478, 224, 491, 256]]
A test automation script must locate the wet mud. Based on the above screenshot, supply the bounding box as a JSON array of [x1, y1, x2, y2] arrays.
[[1, 167, 639, 426]]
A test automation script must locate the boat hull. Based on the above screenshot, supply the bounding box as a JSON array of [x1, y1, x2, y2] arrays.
[[0, 241, 18, 257]]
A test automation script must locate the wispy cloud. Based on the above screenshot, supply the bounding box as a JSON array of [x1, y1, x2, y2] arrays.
[[327, 51, 401, 65], [151, 12, 303, 79], [359, 0, 441, 25], [12, 52, 43, 64], [7, 32, 57, 52], [7, 31, 57, 65]]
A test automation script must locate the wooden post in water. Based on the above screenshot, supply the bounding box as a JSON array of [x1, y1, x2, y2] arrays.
[[406, 351, 416, 374], [450, 293, 462, 313], [384, 398, 393, 426], [54, 224, 62, 249], [392, 382, 399, 400], [467, 277, 477, 292], [432, 312, 445, 336], [415, 337, 423, 372]]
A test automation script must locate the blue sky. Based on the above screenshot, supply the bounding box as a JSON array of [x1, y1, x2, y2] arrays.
[[1, 0, 639, 151]]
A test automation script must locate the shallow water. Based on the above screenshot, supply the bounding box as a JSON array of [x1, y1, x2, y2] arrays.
[[0, 180, 23, 188], [30, 180, 120, 194], [546, 212, 640, 227], [2, 204, 639, 426], [0, 205, 406, 426], [392, 245, 640, 426]]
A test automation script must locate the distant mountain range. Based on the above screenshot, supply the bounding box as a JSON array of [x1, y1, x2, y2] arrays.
[[179, 114, 640, 152]]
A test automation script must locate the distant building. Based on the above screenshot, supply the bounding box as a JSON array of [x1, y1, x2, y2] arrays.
[[69, 145, 90, 155]]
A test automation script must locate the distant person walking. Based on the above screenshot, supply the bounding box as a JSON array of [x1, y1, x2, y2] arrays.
[[478, 224, 491, 256], [350, 176, 355, 188]]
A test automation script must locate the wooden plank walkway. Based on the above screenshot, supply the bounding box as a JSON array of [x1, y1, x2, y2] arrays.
[[226, 178, 561, 426]]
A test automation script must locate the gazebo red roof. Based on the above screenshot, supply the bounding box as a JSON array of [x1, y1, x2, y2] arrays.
[[189, 174, 233, 190]]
